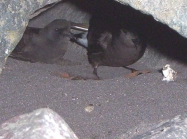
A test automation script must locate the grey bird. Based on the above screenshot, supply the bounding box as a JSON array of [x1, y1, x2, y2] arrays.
[[10, 19, 72, 63]]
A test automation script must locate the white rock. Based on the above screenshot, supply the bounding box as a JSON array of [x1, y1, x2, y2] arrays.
[[162, 64, 177, 82]]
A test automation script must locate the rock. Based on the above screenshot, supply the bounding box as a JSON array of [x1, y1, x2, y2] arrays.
[[0, 0, 60, 74], [29, 1, 90, 28], [116, 0, 187, 38], [131, 114, 187, 139], [0, 108, 79, 139]]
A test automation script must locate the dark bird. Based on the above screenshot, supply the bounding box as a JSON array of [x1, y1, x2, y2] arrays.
[[71, 15, 149, 79], [10, 19, 72, 63]]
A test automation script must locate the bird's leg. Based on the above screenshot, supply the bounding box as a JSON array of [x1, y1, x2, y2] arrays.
[[93, 66, 101, 80], [123, 66, 150, 78]]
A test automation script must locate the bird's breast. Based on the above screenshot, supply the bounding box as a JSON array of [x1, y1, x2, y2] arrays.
[[101, 42, 145, 67]]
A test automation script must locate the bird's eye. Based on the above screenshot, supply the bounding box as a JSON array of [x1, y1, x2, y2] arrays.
[[55, 28, 59, 31]]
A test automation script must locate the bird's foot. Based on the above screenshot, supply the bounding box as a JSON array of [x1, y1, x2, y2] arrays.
[[125, 70, 151, 78], [92, 75, 102, 80]]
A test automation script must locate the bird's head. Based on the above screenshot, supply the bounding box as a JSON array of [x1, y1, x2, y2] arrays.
[[42, 19, 72, 41]]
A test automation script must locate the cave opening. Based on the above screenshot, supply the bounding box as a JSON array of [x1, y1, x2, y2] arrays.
[[11, 0, 187, 70]]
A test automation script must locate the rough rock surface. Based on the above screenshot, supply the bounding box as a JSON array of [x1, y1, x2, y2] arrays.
[[0, 0, 60, 74], [0, 108, 79, 139], [116, 0, 187, 38], [131, 114, 187, 139], [29, 1, 90, 28]]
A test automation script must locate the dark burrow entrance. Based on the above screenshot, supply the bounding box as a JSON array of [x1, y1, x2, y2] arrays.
[[28, 0, 187, 69], [1, 0, 187, 138]]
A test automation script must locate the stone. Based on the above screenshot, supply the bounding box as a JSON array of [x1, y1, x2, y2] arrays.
[[131, 114, 187, 139], [0, 108, 79, 139], [29, 1, 90, 28]]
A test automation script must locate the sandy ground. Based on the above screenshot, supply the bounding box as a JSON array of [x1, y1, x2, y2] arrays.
[[1, 45, 187, 139]]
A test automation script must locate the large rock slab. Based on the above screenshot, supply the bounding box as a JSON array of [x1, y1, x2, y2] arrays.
[[116, 0, 187, 38], [0, 108, 79, 139], [130, 114, 187, 139], [29, 1, 90, 28]]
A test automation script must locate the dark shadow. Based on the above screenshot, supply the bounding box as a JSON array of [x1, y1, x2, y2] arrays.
[[67, 0, 187, 64]]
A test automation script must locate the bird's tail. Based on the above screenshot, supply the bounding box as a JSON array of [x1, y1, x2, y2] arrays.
[[70, 22, 89, 32], [70, 32, 88, 48]]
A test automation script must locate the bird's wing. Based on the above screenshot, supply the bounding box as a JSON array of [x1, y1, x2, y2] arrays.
[[99, 32, 112, 49]]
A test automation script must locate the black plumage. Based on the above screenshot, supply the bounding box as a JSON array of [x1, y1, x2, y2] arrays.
[[71, 14, 147, 78]]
